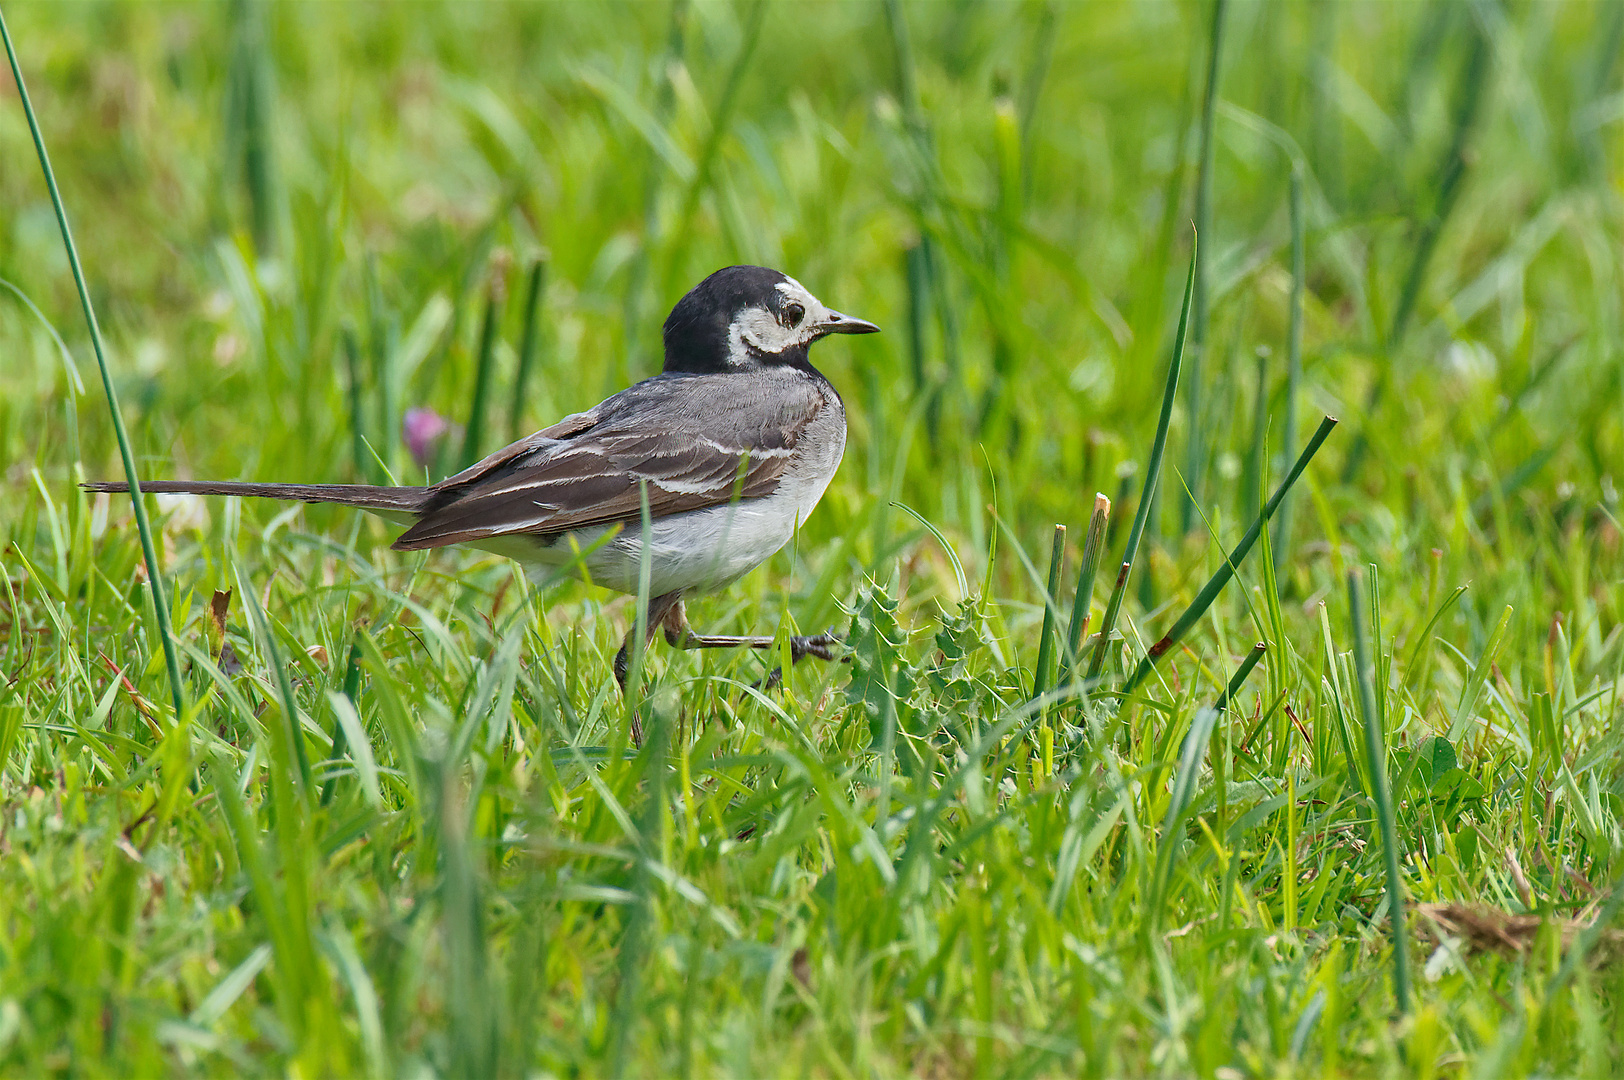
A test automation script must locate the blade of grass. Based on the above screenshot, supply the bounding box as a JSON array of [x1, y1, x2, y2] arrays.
[[1061, 493, 1110, 686], [1240, 347, 1268, 524], [1273, 164, 1305, 572], [1179, 0, 1227, 536], [1342, 17, 1489, 481], [1122, 415, 1338, 694], [1148, 704, 1218, 930], [1087, 241, 1197, 682], [1216, 641, 1267, 713], [462, 260, 507, 469], [341, 323, 371, 480], [509, 256, 548, 442], [320, 631, 365, 806], [1348, 566, 1409, 1016], [1031, 524, 1067, 700], [2, 12, 187, 724]]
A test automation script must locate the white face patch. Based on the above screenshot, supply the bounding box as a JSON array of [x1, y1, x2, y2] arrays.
[[725, 277, 831, 367]]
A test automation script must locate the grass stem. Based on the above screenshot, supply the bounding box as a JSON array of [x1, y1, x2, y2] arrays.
[[1122, 416, 1336, 695], [1062, 493, 1110, 687], [509, 257, 547, 442], [1087, 243, 1197, 682], [1031, 524, 1066, 700], [2, 11, 187, 723], [1348, 566, 1410, 1016], [1274, 165, 1304, 572]]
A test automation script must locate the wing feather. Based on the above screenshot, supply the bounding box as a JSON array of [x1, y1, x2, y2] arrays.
[[392, 370, 823, 551]]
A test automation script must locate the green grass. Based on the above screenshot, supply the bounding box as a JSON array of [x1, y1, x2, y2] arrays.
[[2, 1, 1623, 1075]]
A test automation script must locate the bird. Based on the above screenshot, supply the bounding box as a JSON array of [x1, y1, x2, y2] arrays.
[[87, 265, 880, 688]]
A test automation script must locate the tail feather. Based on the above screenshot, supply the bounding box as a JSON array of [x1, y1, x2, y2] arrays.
[[83, 480, 430, 514]]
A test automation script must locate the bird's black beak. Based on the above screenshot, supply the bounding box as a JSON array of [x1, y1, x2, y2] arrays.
[[817, 309, 881, 336]]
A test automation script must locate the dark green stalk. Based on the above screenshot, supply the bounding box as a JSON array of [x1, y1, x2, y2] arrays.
[[2, 11, 186, 723], [1031, 524, 1067, 700], [1061, 493, 1110, 685], [342, 324, 369, 479], [886, 0, 961, 427], [1274, 166, 1304, 572], [1240, 347, 1268, 522], [1343, 18, 1489, 481], [1348, 567, 1409, 1015], [320, 632, 365, 807], [903, 243, 939, 450], [228, 0, 279, 254], [620, 0, 687, 380], [462, 268, 506, 469], [1087, 244, 1197, 682], [242, 575, 314, 803], [664, 0, 766, 295], [1148, 704, 1219, 929], [1179, 0, 1227, 536], [509, 257, 547, 442], [1216, 641, 1267, 712], [1122, 415, 1337, 695]]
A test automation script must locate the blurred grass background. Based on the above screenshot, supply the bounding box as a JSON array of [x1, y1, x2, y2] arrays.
[[2, 0, 1623, 1075]]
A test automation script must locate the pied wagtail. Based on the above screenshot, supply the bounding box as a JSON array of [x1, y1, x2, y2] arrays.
[[88, 265, 880, 685]]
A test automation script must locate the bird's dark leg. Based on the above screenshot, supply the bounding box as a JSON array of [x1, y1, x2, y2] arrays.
[[661, 601, 844, 680], [613, 590, 686, 690]]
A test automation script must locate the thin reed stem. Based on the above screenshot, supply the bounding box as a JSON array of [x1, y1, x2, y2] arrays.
[[1061, 493, 1110, 686], [1087, 242, 1197, 682], [1179, 0, 1227, 536], [462, 264, 507, 469], [2, 11, 187, 722], [509, 257, 547, 442], [1122, 415, 1338, 695], [1348, 566, 1410, 1016], [1031, 524, 1067, 700], [1274, 165, 1304, 572]]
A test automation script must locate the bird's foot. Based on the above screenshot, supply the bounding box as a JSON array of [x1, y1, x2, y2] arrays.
[[788, 630, 845, 663], [754, 629, 847, 689]]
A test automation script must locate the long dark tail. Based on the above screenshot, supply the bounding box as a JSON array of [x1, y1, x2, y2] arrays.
[[83, 480, 430, 514]]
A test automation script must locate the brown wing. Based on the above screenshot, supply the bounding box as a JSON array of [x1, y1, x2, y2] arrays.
[[391, 370, 822, 551]]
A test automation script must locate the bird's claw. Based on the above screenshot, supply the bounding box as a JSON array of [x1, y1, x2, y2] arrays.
[[789, 629, 844, 663]]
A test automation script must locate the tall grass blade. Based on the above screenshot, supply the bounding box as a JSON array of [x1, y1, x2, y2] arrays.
[[1179, 0, 1227, 535], [1348, 566, 1410, 1016], [620, 0, 688, 378], [320, 631, 365, 806], [228, 0, 280, 254], [1061, 493, 1110, 685], [1343, 17, 1489, 481], [509, 256, 548, 441], [1240, 346, 1268, 521], [1122, 415, 1337, 694], [342, 323, 370, 480], [2, 11, 187, 724], [1274, 165, 1305, 572], [462, 261, 507, 469], [903, 243, 939, 450], [1148, 704, 1219, 929], [1087, 243, 1196, 682], [1031, 524, 1067, 699]]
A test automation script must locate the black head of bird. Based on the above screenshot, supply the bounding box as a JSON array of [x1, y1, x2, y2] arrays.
[[662, 265, 880, 375]]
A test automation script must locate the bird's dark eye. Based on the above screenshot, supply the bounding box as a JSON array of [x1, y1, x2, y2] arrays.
[[782, 302, 805, 328]]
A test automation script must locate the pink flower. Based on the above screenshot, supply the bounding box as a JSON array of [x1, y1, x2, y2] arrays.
[[403, 407, 452, 468]]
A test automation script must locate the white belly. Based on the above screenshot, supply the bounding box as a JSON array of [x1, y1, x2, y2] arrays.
[[476, 397, 846, 597]]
